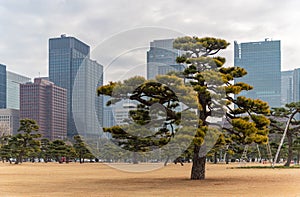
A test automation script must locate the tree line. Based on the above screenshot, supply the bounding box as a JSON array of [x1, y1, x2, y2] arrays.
[[0, 119, 94, 164]]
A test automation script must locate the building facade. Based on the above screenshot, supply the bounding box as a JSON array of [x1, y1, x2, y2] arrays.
[[234, 39, 281, 107], [0, 109, 19, 136], [20, 78, 67, 140], [102, 95, 115, 128], [49, 35, 103, 138], [6, 71, 31, 109], [71, 58, 103, 138], [293, 68, 300, 103], [281, 70, 294, 106], [0, 64, 6, 109], [147, 39, 182, 79]]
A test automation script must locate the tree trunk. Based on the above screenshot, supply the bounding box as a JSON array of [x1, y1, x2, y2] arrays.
[[191, 144, 206, 180], [213, 152, 217, 164], [164, 155, 170, 166], [225, 152, 229, 164], [276, 152, 281, 163], [284, 131, 293, 167], [133, 152, 138, 164]]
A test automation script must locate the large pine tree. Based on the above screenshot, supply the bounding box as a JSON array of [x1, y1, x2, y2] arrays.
[[173, 36, 270, 179], [98, 36, 270, 180]]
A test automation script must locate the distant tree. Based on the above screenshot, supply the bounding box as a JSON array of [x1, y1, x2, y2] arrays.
[[73, 135, 93, 163], [0, 125, 13, 163], [0, 135, 13, 163], [270, 102, 300, 166], [293, 137, 300, 164], [39, 138, 51, 162], [12, 119, 41, 164], [49, 140, 69, 163], [65, 143, 77, 163]]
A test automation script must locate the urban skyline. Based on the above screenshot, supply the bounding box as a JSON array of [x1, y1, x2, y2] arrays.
[[1, 1, 300, 82], [1, 35, 300, 140]]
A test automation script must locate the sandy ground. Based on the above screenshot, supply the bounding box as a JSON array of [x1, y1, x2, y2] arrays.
[[0, 162, 300, 197]]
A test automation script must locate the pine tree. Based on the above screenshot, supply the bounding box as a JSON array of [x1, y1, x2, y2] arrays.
[[12, 119, 41, 164], [98, 36, 270, 180], [173, 36, 270, 179], [270, 102, 300, 166]]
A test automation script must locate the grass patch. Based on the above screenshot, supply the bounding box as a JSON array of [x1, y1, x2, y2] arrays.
[[233, 165, 300, 169]]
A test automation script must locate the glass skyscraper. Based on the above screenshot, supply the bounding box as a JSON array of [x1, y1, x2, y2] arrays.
[[234, 39, 281, 107], [49, 35, 103, 138], [6, 71, 31, 109], [281, 70, 294, 106], [0, 64, 6, 109], [147, 39, 182, 79], [72, 58, 103, 138], [293, 68, 300, 103]]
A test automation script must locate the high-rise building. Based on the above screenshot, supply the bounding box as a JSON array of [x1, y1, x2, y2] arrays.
[[234, 39, 281, 107], [147, 39, 182, 79], [6, 71, 31, 109], [281, 70, 294, 106], [102, 96, 115, 128], [0, 64, 6, 109], [0, 109, 19, 136], [20, 78, 67, 140], [293, 68, 300, 102], [49, 35, 103, 138], [71, 58, 103, 138]]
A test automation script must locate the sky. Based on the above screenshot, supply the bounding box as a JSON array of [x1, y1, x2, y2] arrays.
[[1, 0, 300, 84]]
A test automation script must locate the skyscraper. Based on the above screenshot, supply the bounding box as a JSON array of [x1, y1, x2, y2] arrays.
[[293, 68, 300, 103], [281, 70, 293, 105], [234, 39, 281, 107], [72, 58, 103, 138], [0, 64, 6, 109], [20, 78, 67, 140], [49, 35, 103, 138], [147, 39, 182, 79], [6, 71, 31, 109], [102, 95, 115, 128]]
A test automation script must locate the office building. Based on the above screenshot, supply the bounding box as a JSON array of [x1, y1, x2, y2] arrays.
[[293, 68, 300, 102], [281, 70, 294, 106], [234, 39, 281, 107], [102, 96, 115, 128], [20, 78, 67, 140], [6, 71, 31, 109], [0, 64, 6, 109], [71, 58, 103, 138], [0, 109, 19, 136], [147, 39, 182, 79], [49, 35, 103, 138]]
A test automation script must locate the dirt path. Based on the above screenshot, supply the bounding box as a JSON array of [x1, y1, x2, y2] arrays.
[[0, 162, 299, 196]]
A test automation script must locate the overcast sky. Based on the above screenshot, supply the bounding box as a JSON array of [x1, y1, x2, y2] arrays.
[[1, 0, 300, 83]]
